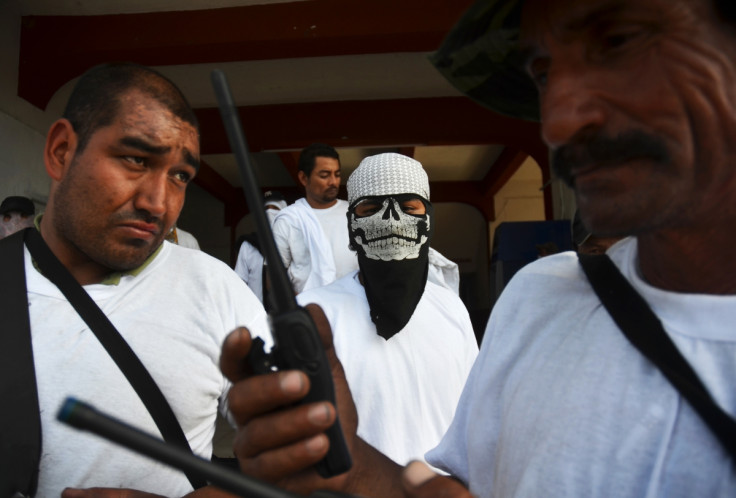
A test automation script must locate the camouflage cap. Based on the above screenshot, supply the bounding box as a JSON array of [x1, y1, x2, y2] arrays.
[[430, 0, 538, 122]]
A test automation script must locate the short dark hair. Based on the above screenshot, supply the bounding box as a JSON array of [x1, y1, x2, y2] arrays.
[[297, 143, 340, 177], [62, 62, 198, 153]]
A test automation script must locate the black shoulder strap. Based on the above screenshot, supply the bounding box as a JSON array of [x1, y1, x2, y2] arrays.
[[0, 228, 41, 497], [578, 253, 736, 461], [23, 228, 207, 489]]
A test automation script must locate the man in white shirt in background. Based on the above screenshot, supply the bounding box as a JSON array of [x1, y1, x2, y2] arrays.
[[272, 143, 358, 293]]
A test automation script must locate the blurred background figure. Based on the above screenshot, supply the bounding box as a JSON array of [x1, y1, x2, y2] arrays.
[[0, 196, 35, 239], [234, 190, 287, 304], [166, 224, 201, 250], [263, 189, 287, 226]]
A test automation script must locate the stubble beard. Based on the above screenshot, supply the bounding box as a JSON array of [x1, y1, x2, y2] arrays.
[[52, 172, 161, 273]]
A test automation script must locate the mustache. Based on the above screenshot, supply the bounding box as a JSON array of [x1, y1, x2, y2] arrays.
[[552, 131, 671, 187], [111, 211, 164, 231]]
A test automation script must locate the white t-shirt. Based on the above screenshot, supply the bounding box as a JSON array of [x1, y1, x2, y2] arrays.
[[28, 241, 270, 497], [297, 271, 478, 466], [427, 237, 736, 497], [311, 200, 356, 279]]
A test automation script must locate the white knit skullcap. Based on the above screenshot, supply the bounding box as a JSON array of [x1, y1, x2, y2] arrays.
[[347, 153, 430, 204]]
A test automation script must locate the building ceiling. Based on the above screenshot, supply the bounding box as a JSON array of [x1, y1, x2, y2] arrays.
[[13, 0, 550, 227]]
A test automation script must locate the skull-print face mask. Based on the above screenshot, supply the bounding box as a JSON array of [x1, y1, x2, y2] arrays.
[[348, 193, 434, 340], [349, 195, 431, 261]]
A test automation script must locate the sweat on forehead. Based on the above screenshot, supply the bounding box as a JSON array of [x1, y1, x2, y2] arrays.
[[347, 153, 430, 205]]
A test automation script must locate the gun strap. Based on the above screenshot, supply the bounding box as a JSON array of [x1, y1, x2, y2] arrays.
[[23, 228, 207, 490], [0, 229, 41, 497], [578, 253, 736, 461]]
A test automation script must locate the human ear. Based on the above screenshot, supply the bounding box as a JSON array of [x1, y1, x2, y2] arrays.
[[44, 119, 78, 181], [297, 170, 308, 188]]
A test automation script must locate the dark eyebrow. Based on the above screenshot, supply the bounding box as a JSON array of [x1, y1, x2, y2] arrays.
[[119, 136, 170, 156], [563, 3, 627, 33], [118, 136, 200, 170], [182, 148, 200, 171]]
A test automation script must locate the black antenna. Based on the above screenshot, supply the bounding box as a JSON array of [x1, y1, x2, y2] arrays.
[[210, 69, 297, 313], [58, 398, 298, 498]]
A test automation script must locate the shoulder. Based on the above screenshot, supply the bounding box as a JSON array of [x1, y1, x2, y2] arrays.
[[135, 243, 268, 339], [280, 200, 304, 214], [515, 249, 581, 279], [297, 271, 362, 305], [273, 200, 307, 228], [424, 279, 464, 304], [488, 251, 592, 329], [155, 242, 247, 289], [481, 248, 618, 354], [506, 237, 635, 292], [319, 199, 349, 215], [238, 240, 261, 257], [421, 280, 474, 329]]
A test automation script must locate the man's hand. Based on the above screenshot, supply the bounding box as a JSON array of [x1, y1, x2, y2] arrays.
[[219, 304, 360, 495], [402, 461, 474, 498]]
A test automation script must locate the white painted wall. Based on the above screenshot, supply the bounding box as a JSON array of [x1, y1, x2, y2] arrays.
[[490, 157, 546, 249], [0, 1, 56, 211], [0, 111, 49, 210]]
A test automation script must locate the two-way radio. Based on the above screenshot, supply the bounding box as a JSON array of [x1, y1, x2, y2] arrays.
[[210, 69, 352, 478]]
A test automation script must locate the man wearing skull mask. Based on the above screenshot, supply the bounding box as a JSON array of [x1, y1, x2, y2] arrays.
[[295, 152, 478, 466]]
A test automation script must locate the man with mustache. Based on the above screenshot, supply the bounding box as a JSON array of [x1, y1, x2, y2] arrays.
[[295, 152, 478, 467], [271, 143, 358, 294], [0, 62, 269, 497], [220, 0, 736, 496]]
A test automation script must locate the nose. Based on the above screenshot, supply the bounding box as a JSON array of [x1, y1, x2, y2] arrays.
[[540, 68, 607, 149], [328, 173, 339, 187], [382, 199, 400, 221], [134, 173, 167, 218]]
